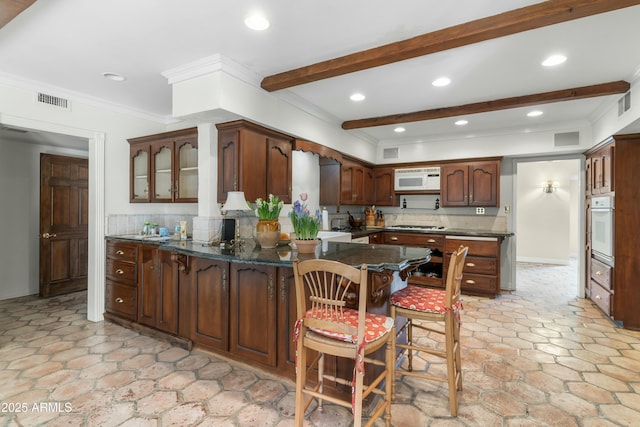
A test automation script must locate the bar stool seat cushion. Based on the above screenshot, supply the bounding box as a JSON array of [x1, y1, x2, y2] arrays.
[[391, 286, 462, 313]]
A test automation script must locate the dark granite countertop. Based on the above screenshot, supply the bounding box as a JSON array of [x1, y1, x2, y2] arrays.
[[106, 236, 430, 273], [350, 227, 513, 239]]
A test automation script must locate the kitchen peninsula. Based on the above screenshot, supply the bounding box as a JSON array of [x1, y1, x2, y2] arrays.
[[104, 236, 430, 380]]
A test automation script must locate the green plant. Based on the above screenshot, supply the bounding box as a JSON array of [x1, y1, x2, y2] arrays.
[[290, 193, 320, 240], [253, 194, 284, 220]]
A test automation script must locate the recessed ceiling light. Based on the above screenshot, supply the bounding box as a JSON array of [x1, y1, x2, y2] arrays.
[[454, 119, 468, 126], [244, 13, 270, 31], [394, 127, 406, 133], [542, 54, 567, 67], [102, 72, 126, 82], [432, 77, 451, 87], [527, 110, 543, 117], [350, 93, 365, 101]]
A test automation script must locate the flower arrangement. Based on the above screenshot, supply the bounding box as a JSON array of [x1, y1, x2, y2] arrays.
[[290, 193, 320, 240], [253, 194, 284, 220]]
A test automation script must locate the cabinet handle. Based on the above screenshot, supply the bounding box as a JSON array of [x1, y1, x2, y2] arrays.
[[465, 279, 476, 284], [466, 262, 476, 267], [115, 269, 124, 275], [390, 237, 398, 241], [115, 297, 124, 303], [427, 239, 436, 243], [280, 276, 287, 303], [595, 295, 601, 300], [116, 250, 124, 255], [595, 270, 602, 276]]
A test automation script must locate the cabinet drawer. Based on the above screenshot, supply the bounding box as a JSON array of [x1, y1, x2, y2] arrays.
[[383, 232, 444, 249], [589, 281, 611, 316], [446, 238, 498, 257], [106, 259, 137, 285], [460, 273, 498, 293], [106, 241, 138, 261], [590, 257, 612, 290], [106, 281, 137, 320], [462, 256, 497, 275]]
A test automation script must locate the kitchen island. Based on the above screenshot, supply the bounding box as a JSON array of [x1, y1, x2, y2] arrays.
[[104, 236, 430, 382]]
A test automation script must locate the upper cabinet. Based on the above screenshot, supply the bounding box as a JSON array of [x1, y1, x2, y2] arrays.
[[586, 144, 614, 195], [373, 167, 396, 206], [340, 159, 366, 205], [217, 120, 293, 204], [441, 160, 500, 207], [128, 128, 198, 203]]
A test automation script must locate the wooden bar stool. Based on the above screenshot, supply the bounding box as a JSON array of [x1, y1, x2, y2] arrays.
[[390, 245, 468, 416], [292, 259, 395, 427]]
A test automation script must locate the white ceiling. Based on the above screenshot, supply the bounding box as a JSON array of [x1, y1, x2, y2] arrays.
[[1, 0, 640, 148]]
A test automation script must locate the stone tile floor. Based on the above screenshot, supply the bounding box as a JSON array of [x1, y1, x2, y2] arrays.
[[1, 261, 639, 426]]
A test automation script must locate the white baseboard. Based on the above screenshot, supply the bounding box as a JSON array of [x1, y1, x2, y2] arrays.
[[517, 256, 570, 266]]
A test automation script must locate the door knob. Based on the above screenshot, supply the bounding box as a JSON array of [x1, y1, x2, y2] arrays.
[[42, 233, 57, 239]]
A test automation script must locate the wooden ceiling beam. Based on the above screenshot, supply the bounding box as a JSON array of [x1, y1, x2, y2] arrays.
[[341, 81, 630, 129], [261, 0, 640, 92], [0, 0, 37, 29]]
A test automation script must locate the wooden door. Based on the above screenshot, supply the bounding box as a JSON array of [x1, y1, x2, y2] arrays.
[[469, 161, 499, 206], [230, 263, 277, 366], [319, 158, 340, 206], [276, 267, 297, 372], [217, 128, 239, 203], [238, 128, 268, 203], [156, 250, 179, 334], [373, 167, 395, 206], [441, 164, 468, 207], [363, 167, 374, 205], [137, 245, 158, 327], [39, 154, 89, 298], [266, 136, 292, 203], [174, 137, 198, 202], [191, 258, 229, 351], [150, 140, 174, 202]]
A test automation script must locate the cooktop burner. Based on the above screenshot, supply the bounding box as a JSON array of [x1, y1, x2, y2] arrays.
[[387, 225, 446, 230]]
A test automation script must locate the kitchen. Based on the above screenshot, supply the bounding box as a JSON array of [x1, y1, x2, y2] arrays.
[[2, 2, 640, 425]]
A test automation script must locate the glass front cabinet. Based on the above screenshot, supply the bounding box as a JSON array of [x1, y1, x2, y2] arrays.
[[128, 127, 198, 203]]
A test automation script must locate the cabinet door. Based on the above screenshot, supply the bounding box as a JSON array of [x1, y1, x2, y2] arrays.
[[151, 141, 174, 202], [340, 163, 355, 204], [191, 258, 229, 351], [469, 161, 499, 207], [600, 145, 614, 194], [175, 138, 198, 202], [320, 159, 341, 206], [363, 167, 375, 205], [230, 263, 277, 366], [238, 129, 268, 203], [156, 250, 179, 334], [373, 167, 395, 206], [277, 267, 297, 371], [217, 128, 240, 203], [138, 245, 158, 327], [267, 136, 293, 203], [130, 144, 150, 202], [441, 164, 468, 207], [585, 156, 593, 195]]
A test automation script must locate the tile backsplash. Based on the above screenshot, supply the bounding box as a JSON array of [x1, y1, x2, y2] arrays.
[[106, 214, 196, 237]]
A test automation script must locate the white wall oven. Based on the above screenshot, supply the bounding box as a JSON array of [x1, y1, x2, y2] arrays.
[[591, 196, 614, 264]]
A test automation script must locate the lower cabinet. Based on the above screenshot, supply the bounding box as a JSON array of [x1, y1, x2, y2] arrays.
[[137, 246, 179, 334], [444, 236, 502, 298], [229, 263, 278, 367], [189, 257, 229, 351]]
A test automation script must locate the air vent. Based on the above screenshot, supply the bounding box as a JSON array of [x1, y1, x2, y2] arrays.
[[383, 147, 399, 159], [618, 92, 631, 116], [554, 132, 579, 147], [36, 92, 70, 109]]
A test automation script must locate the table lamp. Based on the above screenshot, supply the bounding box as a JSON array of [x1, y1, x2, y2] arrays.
[[221, 191, 252, 250]]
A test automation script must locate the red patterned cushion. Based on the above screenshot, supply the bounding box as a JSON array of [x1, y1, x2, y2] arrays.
[[390, 285, 461, 313], [303, 307, 394, 344]]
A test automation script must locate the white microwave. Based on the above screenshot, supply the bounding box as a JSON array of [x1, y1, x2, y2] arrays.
[[394, 167, 440, 191]]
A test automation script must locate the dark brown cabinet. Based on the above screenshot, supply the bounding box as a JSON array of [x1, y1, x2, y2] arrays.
[[229, 263, 278, 367], [340, 159, 365, 205], [373, 167, 396, 206], [320, 157, 341, 206], [188, 257, 229, 351], [128, 127, 198, 203], [105, 241, 139, 321], [444, 237, 501, 298], [137, 246, 179, 334], [585, 134, 640, 330], [217, 120, 293, 204], [441, 160, 500, 207]]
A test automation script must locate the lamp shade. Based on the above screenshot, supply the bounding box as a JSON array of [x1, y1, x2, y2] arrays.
[[222, 191, 252, 211]]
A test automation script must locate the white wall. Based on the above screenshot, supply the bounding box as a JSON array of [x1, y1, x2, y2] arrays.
[[516, 159, 580, 264], [0, 137, 88, 299]]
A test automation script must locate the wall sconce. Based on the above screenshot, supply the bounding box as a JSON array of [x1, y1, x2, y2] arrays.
[[542, 180, 560, 193]]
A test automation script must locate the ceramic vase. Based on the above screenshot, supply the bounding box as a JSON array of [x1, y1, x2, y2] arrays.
[[256, 219, 280, 249], [295, 239, 319, 254]]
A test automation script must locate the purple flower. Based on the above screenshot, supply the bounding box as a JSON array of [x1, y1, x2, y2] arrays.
[[300, 193, 308, 201]]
